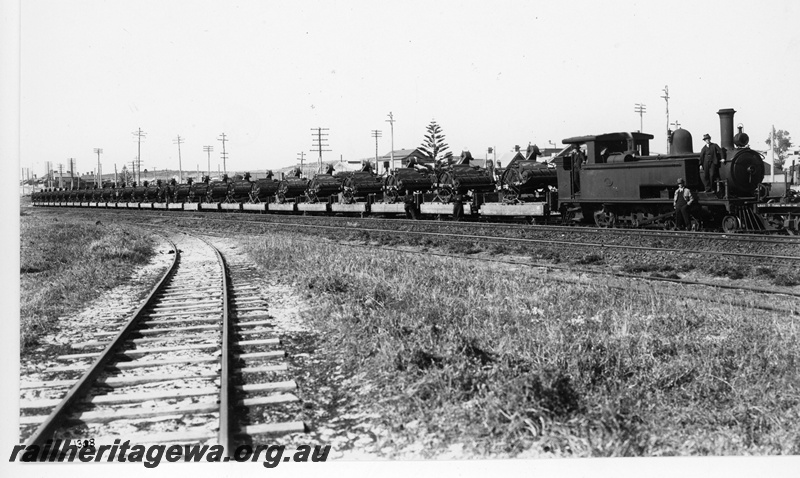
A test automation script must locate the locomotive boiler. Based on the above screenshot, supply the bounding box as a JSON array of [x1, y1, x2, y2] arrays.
[[340, 171, 383, 204], [250, 176, 280, 203], [228, 173, 254, 203]]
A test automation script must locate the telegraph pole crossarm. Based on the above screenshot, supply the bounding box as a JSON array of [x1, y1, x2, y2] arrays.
[[371, 130, 382, 172], [634, 103, 646, 133], [310, 128, 331, 173], [218, 133, 228, 176]]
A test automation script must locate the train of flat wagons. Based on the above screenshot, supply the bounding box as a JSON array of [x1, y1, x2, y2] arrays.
[[32, 108, 800, 234]]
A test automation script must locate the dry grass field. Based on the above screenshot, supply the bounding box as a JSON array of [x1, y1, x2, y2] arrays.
[[17, 207, 800, 457], [244, 232, 800, 457], [19, 210, 155, 350]]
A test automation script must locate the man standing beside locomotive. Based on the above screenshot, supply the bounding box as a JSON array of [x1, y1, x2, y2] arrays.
[[674, 178, 699, 230], [699, 133, 724, 192]]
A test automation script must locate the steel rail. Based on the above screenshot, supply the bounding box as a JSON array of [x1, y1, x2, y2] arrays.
[[194, 235, 234, 455], [311, 237, 800, 315], [194, 218, 800, 263], [42, 206, 800, 245], [25, 235, 180, 447]]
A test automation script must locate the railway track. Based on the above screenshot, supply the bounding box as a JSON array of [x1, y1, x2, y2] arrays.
[[19, 232, 305, 451], [189, 229, 800, 316], [41, 207, 800, 264]]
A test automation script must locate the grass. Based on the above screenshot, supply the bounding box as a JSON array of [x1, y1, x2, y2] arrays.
[[243, 231, 800, 457], [20, 213, 156, 350]]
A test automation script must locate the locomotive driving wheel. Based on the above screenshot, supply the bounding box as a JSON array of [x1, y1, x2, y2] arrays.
[[593, 209, 616, 228], [722, 215, 741, 233]]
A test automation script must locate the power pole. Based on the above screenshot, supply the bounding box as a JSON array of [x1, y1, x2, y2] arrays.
[[310, 128, 331, 173], [58, 163, 64, 188], [386, 112, 395, 171], [132, 128, 146, 183], [114, 164, 118, 187], [68, 158, 76, 189], [93, 148, 103, 185], [296, 151, 306, 177], [218, 133, 228, 176], [203, 145, 213, 178], [661, 85, 670, 152], [634, 103, 646, 133], [371, 130, 382, 172], [174, 135, 185, 182]]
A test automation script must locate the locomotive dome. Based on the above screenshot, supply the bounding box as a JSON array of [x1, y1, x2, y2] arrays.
[[670, 128, 694, 154]]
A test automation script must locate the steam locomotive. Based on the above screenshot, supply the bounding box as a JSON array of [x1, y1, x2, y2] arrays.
[[31, 107, 800, 234]]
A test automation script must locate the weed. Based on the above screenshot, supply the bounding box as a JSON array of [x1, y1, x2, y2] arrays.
[[575, 253, 604, 265], [773, 273, 799, 287], [241, 229, 800, 457]]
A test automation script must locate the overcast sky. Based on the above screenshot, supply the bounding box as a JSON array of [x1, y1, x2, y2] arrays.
[[14, 0, 800, 178]]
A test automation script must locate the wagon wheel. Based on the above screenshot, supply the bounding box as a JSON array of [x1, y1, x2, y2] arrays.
[[689, 217, 702, 232], [342, 187, 355, 204], [722, 215, 741, 233], [384, 186, 400, 204], [436, 186, 454, 204], [663, 219, 676, 231]]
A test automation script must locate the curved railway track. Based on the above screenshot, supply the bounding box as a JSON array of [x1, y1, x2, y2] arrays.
[[19, 232, 305, 451]]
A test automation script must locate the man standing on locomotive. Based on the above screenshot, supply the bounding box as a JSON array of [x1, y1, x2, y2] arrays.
[[700, 133, 723, 192], [674, 178, 699, 230]]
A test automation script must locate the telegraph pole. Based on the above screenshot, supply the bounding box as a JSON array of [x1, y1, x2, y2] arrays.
[[203, 146, 213, 178], [68, 158, 76, 189], [218, 133, 228, 176], [661, 85, 670, 152], [174, 135, 185, 182], [634, 103, 646, 133], [132, 128, 146, 183], [386, 112, 395, 171], [297, 151, 306, 177], [93, 148, 103, 185], [371, 130, 382, 172], [310, 128, 331, 172], [58, 163, 64, 188]]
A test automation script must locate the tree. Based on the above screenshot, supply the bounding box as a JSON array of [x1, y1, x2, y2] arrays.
[[765, 129, 792, 171], [418, 120, 453, 164], [119, 166, 134, 185]]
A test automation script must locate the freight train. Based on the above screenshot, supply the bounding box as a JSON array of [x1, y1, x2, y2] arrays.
[[31, 108, 800, 234]]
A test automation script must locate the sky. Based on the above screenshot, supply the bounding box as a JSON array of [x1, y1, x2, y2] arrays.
[[9, 0, 800, 179]]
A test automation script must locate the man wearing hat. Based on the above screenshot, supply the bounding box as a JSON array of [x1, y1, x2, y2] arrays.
[[674, 177, 699, 230], [699, 133, 723, 192]]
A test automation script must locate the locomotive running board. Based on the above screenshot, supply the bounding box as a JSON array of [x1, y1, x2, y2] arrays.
[[183, 203, 199, 211], [479, 203, 546, 217], [200, 203, 220, 210], [167, 203, 183, 210], [220, 203, 242, 211], [152, 203, 167, 209]]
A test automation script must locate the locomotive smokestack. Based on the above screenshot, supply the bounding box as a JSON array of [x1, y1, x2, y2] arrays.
[[717, 108, 736, 152]]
